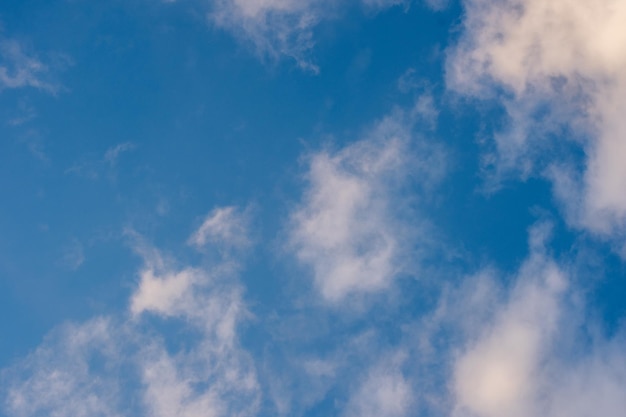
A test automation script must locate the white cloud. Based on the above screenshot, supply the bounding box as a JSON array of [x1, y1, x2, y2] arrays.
[[208, 0, 407, 71], [0, 38, 59, 93], [130, 238, 259, 417], [447, 0, 626, 236], [130, 266, 199, 317], [188, 206, 251, 251], [343, 352, 412, 417], [453, 256, 566, 417], [103, 142, 135, 166], [66, 142, 136, 181], [2, 209, 260, 417], [2, 318, 124, 417], [259, 323, 411, 417], [288, 106, 445, 302], [449, 223, 626, 417], [208, 0, 324, 72], [546, 339, 626, 417]]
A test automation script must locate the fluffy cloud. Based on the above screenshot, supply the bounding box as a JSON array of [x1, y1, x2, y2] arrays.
[[447, 0, 626, 236], [449, 224, 626, 417], [288, 105, 445, 302], [452, 236, 567, 417], [2, 207, 260, 417]]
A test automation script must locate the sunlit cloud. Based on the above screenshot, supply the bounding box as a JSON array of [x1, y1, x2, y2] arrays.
[[447, 0, 626, 238], [447, 224, 626, 417], [1, 207, 260, 417], [287, 103, 446, 302]]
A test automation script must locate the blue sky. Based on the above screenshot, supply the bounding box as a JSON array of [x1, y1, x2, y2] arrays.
[[1, 1, 626, 416]]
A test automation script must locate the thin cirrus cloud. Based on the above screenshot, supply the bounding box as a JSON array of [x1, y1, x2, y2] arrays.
[[187, 206, 251, 252], [1, 207, 260, 417], [259, 322, 414, 417], [287, 102, 445, 302], [0, 37, 60, 93], [208, 0, 407, 72], [2, 318, 125, 417], [65, 142, 136, 181], [447, 0, 626, 238]]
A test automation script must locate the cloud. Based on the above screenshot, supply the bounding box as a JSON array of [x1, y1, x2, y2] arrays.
[[103, 142, 135, 166], [208, 0, 406, 72], [6, 99, 37, 126], [259, 321, 412, 417], [2, 318, 124, 417], [61, 239, 85, 271], [2, 207, 260, 417], [447, 0, 626, 237], [130, 241, 259, 417], [343, 352, 412, 417], [452, 248, 567, 417], [421, 0, 448, 10], [188, 206, 251, 251], [66, 142, 136, 180], [287, 104, 445, 302], [0, 38, 59, 93], [448, 223, 626, 417]]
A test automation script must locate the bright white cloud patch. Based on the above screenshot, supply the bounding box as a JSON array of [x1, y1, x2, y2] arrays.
[[448, 0, 626, 236], [453, 249, 567, 417], [2, 208, 260, 417], [450, 224, 626, 417], [288, 107, 444, 302]]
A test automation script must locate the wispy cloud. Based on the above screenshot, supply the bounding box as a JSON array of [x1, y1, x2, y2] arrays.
[[130, 248, 260, 417], [208, 0, 407, 72], [447, 0, 626, 238], [2, 318, 125, 417], [66, 142, 136, 180], [343, 351, 412, 417], [60, 239, 85, 271], [188, 206, 251, 252], [0, 38, 60, 93], [442, 223, 626, 417], [287, 103, 446, 302], [2, 206, 260, 417], [366, 222, 626, 417], [103, 142, 135, 166], [6, 99, 37, 126]]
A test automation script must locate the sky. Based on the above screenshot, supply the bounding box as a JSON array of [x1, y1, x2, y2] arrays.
[[1, 0, 626, 416]]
